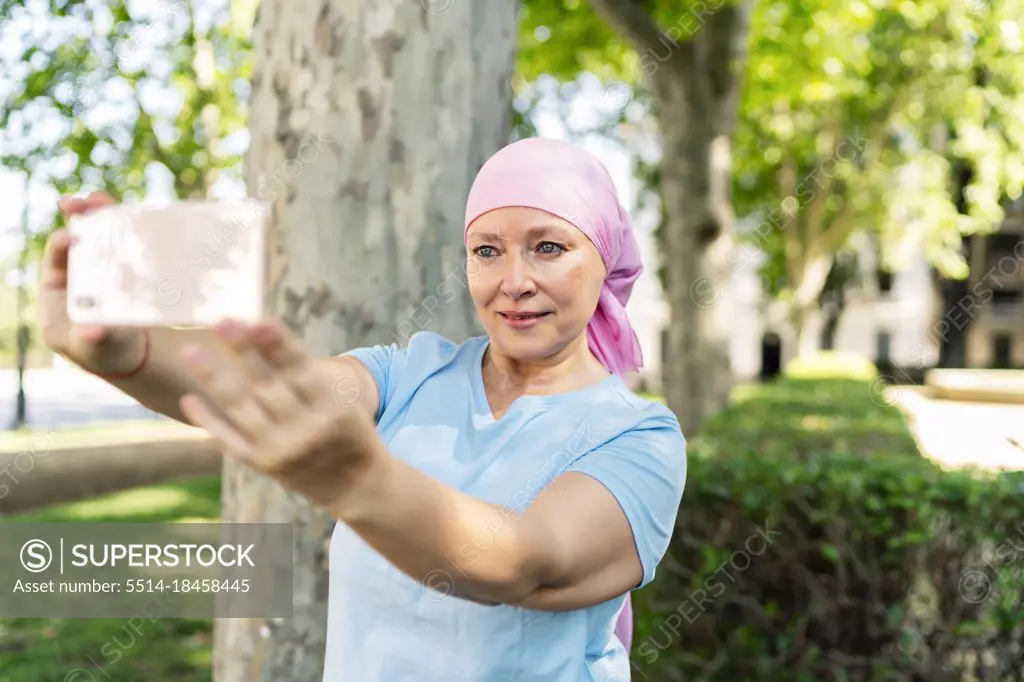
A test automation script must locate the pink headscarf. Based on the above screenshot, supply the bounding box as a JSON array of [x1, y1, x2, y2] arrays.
[[463, 137, 644, 375], [463, 137, 640, 650]]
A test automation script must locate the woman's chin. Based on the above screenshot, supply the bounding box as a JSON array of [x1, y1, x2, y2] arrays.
[[490, 330, 558, 358]]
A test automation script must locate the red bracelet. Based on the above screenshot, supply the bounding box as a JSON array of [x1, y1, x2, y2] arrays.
[[90, 328, 151, 380]]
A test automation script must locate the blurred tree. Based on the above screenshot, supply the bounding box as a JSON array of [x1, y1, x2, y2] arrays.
[[937, 159, 976, 368], [519, 0, 754, 435], [214, 1, 518, 680], [732, 0, 1024, 358], [818, 248, 861, 352], [0, 0, 252, 224], [0, 0, 252, 420]]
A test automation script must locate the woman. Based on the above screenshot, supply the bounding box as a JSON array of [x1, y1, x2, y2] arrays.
[[42, 137, 687, 681]]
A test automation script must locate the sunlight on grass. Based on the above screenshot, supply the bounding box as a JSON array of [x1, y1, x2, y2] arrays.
[[8, 476, 222, 524], [783, 351, 878, 381], [800, 414, 837, 431], [729, 383, 761, 403], [46, 488, 194, 520]]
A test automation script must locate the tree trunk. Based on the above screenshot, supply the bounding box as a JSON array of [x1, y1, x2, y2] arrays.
[[213, 2, 519, 680], [791, 304, 818, 360], [819, 299, 843, 351], [649, 2, 753, 436], [937, 161, 975, 369], [936, 239, 972, 368], [657, 88, 736, 435]]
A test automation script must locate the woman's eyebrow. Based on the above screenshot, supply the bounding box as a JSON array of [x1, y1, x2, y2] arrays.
[[468, 231, 504, 242], [527, 225, 574, 239], [468, 225, 574, 242]]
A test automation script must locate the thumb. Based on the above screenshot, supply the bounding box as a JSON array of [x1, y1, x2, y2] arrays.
[[74, 325, 112, 344]]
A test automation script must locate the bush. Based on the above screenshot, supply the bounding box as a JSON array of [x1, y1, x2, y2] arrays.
[[632, 374, 1024, 682]]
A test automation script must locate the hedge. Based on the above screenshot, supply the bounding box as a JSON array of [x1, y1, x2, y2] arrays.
[[632, 360, 1024, 681]]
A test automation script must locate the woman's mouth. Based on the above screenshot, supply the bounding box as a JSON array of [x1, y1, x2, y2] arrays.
[[498, 311, 551, 329]]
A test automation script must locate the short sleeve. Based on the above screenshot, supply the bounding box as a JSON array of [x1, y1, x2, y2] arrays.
[[340, 342, 409, 423], [567, 414, 687, 588]]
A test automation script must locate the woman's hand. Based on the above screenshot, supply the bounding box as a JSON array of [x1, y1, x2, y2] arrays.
[[40, 193, 148, 375], [179, 318, 382, 510]]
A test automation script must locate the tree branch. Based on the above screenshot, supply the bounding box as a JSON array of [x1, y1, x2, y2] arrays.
[[811, 96, 903, 255], [807, 85, 909, 261], [587, 0, 678, 55], [778, 157, 803, 292], [803, 118, 844, 243], [791, 247, 835, 312], [817, 200, 856, 258]]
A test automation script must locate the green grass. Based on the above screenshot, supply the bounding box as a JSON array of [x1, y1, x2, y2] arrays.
[[11, 476, 223, 525], [0, 420, 199, 453], [0, 475, 221, 682]]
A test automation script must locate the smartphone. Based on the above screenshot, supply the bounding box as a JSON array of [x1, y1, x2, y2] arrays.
[[66, 199, 269, 327]]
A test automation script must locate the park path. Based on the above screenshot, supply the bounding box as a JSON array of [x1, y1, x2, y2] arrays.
[[0, 367, 163, 430], [888, 386, 1024, 472]]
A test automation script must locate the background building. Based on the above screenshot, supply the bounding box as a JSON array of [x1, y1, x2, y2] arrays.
[[637, 197, 1024, 388]]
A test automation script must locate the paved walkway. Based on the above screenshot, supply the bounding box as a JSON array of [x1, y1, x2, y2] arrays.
[[0, 368, 164, 430], [888, 385, 1024, 471]]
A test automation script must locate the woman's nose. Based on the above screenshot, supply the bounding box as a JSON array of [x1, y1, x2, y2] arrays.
[[499, 254, 536, 299]]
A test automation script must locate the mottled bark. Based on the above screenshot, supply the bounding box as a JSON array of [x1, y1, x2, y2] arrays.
[[655, 79, 737, 434], [590, 0, 753, 435], [214, 2, 519, 680]]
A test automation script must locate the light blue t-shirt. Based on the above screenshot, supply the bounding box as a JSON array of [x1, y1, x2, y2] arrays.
[[323, 331, 687, 682]]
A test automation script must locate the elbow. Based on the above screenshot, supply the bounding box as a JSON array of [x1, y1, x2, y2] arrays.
[[461, 558, 538, 607], [492, 575, 540, 608], [455, 517, 567, 607], [476, 549, 563, 608]]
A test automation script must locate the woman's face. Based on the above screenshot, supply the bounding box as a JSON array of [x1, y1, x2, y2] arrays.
[[466, 206, 607, 364]]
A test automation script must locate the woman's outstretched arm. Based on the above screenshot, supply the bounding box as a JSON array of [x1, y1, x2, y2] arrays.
[[176, 318, 685, 612]]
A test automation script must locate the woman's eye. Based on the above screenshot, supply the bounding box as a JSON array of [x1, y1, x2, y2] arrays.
[[538, 241, 564, 255], [474, 246, 497, 258]]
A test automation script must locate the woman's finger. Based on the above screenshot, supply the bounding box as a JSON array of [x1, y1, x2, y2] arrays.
[[179, 393, 254, 462], [58, 192, 116, 216], [214, 320, 307, 417], [181, 342, 269, 439], [215, 320, 274, 380], [251, 321, 310, 371], [245, 321, 332, 405], [40, 230, 71, 289]]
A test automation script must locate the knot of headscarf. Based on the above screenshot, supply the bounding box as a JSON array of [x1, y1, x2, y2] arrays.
[[463, 137, 644, 375]]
